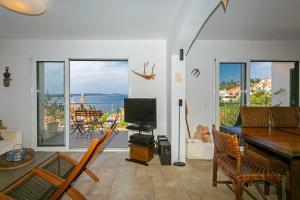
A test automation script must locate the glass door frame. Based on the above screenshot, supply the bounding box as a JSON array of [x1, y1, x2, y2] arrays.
[[31, 56, 130, 152], [214, 59, 250, 128], [214, 58, 300, 128], [31, 56, 70, 152], [68, 59, 129, 151]]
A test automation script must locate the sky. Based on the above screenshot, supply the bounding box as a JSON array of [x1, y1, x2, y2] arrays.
[[70, 61, 128, 94], [44, 62, 64, 94], [220, 62, 272, 82], [43, 61, 128, 95]]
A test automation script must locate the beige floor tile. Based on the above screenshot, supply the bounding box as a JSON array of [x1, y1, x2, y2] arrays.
[[61, 152, 282, 200]]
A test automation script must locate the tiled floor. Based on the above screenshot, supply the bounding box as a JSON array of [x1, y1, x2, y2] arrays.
[[41, 130, 129, 149], [62, 152, 281, 200], [69, 131, 128, 149]]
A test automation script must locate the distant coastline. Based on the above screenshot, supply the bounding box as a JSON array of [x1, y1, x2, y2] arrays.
[[70, 93, 127, 96], [45, 93, 127, 113]]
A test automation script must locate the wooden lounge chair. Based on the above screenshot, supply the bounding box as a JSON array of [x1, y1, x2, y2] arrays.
[[39, 122, 118, 183], [212, 125, 282, 200], [0, 135, 106, 200]]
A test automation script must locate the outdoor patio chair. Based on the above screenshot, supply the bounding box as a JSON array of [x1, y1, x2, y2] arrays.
[[87, 111, 104, 136], [212, 125, 282, 200], [106, 118, 120, 135], [38, 122, 118, 184], [0, 135, 106, 200], [71, 111, 88, 139]]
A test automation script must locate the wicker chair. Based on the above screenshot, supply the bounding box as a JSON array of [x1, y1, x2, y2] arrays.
[[39, 122, 118, 183], [212, 125, 282, 200], [0, 135, 106, 200], [240, 107, 270, 127], [270, 107, 299, 127], [241, 107, 290, 197]]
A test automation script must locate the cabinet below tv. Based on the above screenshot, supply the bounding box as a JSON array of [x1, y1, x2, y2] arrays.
[[128, 143, 154, 162]]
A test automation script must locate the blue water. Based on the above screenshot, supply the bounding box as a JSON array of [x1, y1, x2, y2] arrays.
[[70, 93, 128, 113]]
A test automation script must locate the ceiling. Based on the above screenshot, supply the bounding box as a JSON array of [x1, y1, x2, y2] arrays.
[[198, 0, 300, 40], [0, 0, 184, 40]]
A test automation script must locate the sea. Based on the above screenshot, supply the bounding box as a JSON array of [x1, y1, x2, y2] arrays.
[[70, 93, 128, 113]]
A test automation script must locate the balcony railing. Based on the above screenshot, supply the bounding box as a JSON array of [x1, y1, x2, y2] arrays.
[[70, 103, 123, 114], [42, 103, 126, 130]]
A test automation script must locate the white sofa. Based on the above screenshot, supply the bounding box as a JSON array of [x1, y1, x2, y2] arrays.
[[0, 130, 22, 155]]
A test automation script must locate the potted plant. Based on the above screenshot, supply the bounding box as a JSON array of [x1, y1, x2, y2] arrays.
[[44, 96, 64, 134]]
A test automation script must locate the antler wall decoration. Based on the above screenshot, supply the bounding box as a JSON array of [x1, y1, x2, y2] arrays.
[[221, 0, 229, 11], [132, 61, 156, 80]]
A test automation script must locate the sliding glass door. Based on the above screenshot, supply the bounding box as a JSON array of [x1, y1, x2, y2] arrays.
[[250, 61, 298, 107], [217, 60, 299, 127], [218, 63, 246, 127], [37, 61, 65, 146]]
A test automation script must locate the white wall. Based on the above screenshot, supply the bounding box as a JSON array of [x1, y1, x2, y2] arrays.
[[170, 55, 186, 162], [0, 39, 167, 147], [272, 62, 294, 106], [186, 40, 300, 136], [166, 0, 220, 161]]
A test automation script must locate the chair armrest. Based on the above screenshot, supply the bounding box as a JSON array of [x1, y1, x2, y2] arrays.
[[32, 168, 64, 187], [58, 152, 79, 165]]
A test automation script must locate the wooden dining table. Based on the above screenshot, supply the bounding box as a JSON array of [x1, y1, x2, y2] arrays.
[[222, 126, 300, 200]]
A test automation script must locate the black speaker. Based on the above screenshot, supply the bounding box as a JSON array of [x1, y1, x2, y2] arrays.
[[157, 135, 167, 155], [158, 141, 171, 165], [179, 49, 184, 61], [179, 99, 183, 107]]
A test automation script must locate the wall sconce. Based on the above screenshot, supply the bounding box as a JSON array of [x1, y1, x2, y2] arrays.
[[3, 67, 11, 87]]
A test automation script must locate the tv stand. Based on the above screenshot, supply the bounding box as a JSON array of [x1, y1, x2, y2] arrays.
[[126, 124, 155, 135], [126, 123, 156, 166]]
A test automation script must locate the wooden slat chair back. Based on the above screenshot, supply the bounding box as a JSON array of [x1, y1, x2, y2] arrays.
[[240, 107, 270, 127], [212, 125, 282, 200], [91, 122, 118, 161], [75, 111, 87, 122], [0, 136, 105, 200], [49, 136, 104, 200], [71, 111, 88, 137], [270, 107, 299, 127], [40, 121, 118, 184], [212, 125, 241, 173], [75, 111, 87, 116], [87, 111, 104, 134]]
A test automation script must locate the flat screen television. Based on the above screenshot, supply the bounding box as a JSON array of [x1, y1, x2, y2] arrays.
[[124, 98, 157, 127]]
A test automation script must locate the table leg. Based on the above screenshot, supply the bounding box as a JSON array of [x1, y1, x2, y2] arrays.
[[290, 159, 300, 200]]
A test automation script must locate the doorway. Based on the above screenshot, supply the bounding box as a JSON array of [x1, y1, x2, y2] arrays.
[[69, 60, 128, 149], [218, 63, 246, 127], [217, 60, 299, 128]]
